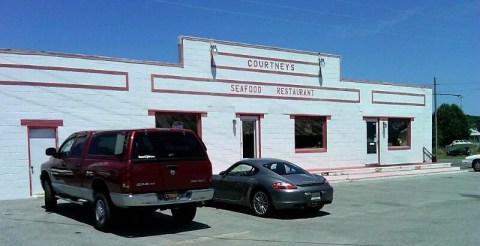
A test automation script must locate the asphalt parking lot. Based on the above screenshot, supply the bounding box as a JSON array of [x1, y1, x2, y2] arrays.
[[1, 170, 479, 246]]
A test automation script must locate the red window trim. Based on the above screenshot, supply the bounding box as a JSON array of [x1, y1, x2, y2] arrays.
[[290, 115, 330, 154], [295, 148, 327, 153], [149, 109, 207, 138], [362, 116, 414, 121], [20, 119, 63, 128], [290, 114, 331, 120], [235, 112, 264, 118], [148, 109, 207, 117], [387, 118, 412, 150], [388, 146, 411, 150]]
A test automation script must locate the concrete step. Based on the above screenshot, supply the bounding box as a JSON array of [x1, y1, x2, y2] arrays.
[[311, 163, 461, 183]]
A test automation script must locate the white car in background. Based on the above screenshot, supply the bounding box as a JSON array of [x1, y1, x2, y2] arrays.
[[462, 154, 480, 172]]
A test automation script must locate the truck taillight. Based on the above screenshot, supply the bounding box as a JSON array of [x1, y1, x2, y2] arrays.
[[121, 162, 132, 192]]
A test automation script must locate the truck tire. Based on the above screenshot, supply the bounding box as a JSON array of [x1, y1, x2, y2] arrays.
[[43, 179, 57, 212], [94, 193, 114, 231], [171, 205, 196, 224]]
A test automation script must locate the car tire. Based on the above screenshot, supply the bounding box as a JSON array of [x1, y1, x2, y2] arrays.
[[473, 160, 480, 172], [43, 179, 57, 212], [171, 206, 196, 224], [251, 190, 272, 217], [94, 193, 114, 231]]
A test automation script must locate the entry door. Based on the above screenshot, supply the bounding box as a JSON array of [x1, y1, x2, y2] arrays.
[[241, 116, 258, 158], [29, 128, 56, 196], [366, 119, 379, 164]]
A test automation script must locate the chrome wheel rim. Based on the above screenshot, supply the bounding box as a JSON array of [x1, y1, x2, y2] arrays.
[[474, 161, 480, 170], [253, 191, 269, 215], [95, 199, 106, 224]]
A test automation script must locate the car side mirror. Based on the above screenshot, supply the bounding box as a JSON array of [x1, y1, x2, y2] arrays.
[[45, 147, 57, 157], [219, 171, 227, 176]]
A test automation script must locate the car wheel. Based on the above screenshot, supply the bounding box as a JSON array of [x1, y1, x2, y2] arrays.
[[43, 179, 57, 212], [94, 193, 114, 231], [473, 160, 480, 172], [305, 204, 324, 213], [171, 206, 196, 224], [251, 190, 272, 217]]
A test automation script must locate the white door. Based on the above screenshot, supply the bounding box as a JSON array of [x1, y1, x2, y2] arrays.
[[366, 119, 379, 165], [29, 128, 56, 196]]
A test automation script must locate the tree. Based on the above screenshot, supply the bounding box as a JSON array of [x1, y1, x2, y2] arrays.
[[434, 103, 470, 147]]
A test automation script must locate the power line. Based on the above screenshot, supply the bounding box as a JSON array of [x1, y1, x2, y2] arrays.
[[437, 82, 479, 85], [328, 0, 461, 21], [241, 0, 471, 34], [154, 0, 475, 44]]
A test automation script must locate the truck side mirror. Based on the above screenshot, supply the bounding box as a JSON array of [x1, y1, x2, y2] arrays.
[[45, 147, 57, 157]]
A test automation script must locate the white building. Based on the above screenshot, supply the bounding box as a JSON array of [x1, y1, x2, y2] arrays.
[[0, 36, 432, 200]]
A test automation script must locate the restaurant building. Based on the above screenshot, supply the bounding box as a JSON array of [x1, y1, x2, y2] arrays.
[[0, 36, 432, 199]]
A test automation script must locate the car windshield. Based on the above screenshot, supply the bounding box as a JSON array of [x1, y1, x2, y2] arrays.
[[132, 131, 207, 162], [263, 161, 307, 175]]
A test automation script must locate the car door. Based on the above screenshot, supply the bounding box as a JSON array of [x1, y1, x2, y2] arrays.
[[215, 164, 256, 202], [50, 133, 87, 197]]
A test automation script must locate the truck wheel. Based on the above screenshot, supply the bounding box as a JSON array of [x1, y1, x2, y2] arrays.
[[171, 206, 196, 224], [43, 179, 57, 212], [94, 193, 114, 231], [473, 160, 480, 172]]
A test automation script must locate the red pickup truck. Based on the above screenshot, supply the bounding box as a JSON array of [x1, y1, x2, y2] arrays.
[[40, 128, 214, 231]]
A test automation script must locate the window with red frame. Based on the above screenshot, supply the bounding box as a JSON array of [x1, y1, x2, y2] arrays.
[[388, 118, 410, 148], [155, 113, 200, 136], [295, 117, 326, 150]]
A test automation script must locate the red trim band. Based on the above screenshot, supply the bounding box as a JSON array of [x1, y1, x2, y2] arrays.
[[20, 119, 63, 128]]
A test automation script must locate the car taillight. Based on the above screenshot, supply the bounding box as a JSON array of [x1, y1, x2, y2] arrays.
[[272, 182, 297, 189], [324, 178, 330, 186]]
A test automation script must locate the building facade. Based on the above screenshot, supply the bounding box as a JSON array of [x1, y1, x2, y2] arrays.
[[0, 36, 432, 200]]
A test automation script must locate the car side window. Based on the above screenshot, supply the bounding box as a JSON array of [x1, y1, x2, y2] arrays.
[[227, 164, 256, 176], [88, 132, 126, 156], [70, 135, 87, 158], [58, 137, 76, 158], [264, 162, 306, 175]]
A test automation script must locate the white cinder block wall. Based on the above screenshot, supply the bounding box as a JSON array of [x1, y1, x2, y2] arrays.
[[0, 36, 432, 200]]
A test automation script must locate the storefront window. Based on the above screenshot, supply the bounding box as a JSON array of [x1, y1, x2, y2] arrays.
[[388, 118, 411, 149], [294, 116, 326, 152], [156, 113, 200, 136]]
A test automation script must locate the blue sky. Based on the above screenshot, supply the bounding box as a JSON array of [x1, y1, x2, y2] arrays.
[[1, 0, 479, 115]]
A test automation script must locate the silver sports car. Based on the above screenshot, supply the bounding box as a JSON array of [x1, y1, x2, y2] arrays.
[[212, 158, 333, 216]]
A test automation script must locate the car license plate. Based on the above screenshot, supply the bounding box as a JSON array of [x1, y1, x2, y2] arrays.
[[165, 192, 178, 200], [311, 192, 321, 200]]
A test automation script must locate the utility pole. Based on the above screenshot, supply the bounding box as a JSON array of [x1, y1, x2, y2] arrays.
[[433, 77, 438, 162]]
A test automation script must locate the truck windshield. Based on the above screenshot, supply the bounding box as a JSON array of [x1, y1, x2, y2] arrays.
[[131, 131, 207, 162]]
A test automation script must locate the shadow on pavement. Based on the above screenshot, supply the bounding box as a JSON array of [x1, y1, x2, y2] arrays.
[[44, 203, 210, 237], [207, 202, 330, 220]]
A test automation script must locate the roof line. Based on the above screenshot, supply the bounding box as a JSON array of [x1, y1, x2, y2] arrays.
[[180, 36, 341, 58], [341, 78, 432, 89]]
